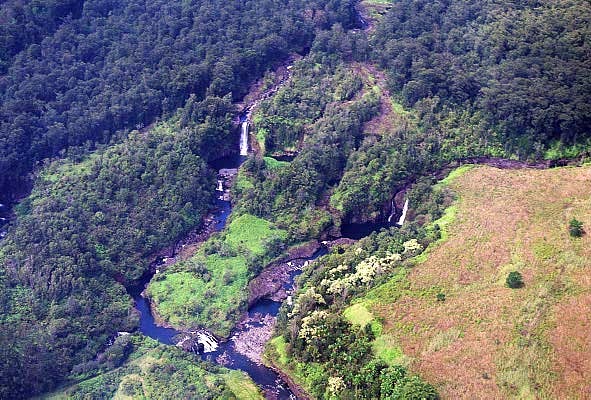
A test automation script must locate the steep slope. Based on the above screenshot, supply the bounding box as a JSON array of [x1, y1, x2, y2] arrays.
[[357, 165, 591, 398]]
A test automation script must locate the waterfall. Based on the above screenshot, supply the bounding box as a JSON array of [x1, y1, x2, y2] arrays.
[[195, 330, 218, 353], [387, 199, 396, 223], [216, 180, 223, 191], [396, 199, 409, 227], [240, 120, 249, 156]]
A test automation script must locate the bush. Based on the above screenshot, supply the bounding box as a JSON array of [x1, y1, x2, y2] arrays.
[[569, 218, 584, 237], [391, 376, 439, 400], [436, 293, 446, 302], [506, 271, 524, 289]]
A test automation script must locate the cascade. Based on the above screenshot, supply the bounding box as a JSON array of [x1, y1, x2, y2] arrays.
[[240, 120, 249, 156], [396, 199, 409, 226], [387, 199, 396, 223]]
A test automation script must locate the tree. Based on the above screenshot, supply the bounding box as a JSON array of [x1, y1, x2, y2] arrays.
[[569, 218, 584, 237], [506, 271, 523, 289], [391, 376, 439, 400]]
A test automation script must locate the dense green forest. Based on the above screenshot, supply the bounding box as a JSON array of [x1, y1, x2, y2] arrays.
[[0, 0, 85, 73], [0, 99, 228, 398], [0, 0, 357, 200], [0, 0, 361, 398], [372, 0, 591, 155], [0, 0, 590, 398]]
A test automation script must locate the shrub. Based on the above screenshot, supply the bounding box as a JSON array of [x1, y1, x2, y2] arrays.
[[391, 376, 439, 400], [506, 271, 524, 289], [436, 293, 446, 302], [569, 218, 584, 237]]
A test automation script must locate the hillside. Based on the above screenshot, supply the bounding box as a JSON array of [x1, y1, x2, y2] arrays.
[[351, 165, 591, 398], [0, 0, 590, 398]]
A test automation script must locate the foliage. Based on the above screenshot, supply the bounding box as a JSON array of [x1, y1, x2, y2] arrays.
[[0, 96, 239, 397], [0, 1, 359, 397], [147, 214, 286, 336], [266, 169, 457, 399], [569, 218, 584, 238], [0, 0, 357, 200], [506, 271, 524, 289], [372, 0, 591, 156], [41, 334, 262, 400], [0, 0, 84, 73], [235, 56, 381, 241]]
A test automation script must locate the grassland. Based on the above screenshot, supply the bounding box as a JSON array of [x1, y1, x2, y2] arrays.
[[355, 165, 591, 399], [147, 214, 287, 336]]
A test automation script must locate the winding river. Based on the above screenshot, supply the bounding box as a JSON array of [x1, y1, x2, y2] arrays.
[[129, 110, 330, 399]]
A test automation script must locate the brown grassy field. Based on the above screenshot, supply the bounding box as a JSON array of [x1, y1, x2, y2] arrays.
[[369, 165, 591, 399]]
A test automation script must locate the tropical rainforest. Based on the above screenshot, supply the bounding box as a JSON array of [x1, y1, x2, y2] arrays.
[[0, 0, 589, 399]]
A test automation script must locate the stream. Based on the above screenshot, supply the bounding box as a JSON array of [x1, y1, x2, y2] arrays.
[[130, 108, 324, 399], [128, 20, 397, 394]]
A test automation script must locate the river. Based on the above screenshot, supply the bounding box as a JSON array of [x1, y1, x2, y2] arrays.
[[129, 109, 327, 399]]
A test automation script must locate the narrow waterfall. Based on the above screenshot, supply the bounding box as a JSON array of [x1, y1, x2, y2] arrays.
[[396, 199, 409, 226], [216, 179, 223, 191], [240, 120, 249, 156], [387, 199, 396, 223]]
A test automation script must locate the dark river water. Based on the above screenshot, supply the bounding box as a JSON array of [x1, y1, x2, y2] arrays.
[[131, 46, 395, 395], [129, 140, 317, 399]]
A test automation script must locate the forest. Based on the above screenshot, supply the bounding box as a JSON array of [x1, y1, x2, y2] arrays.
[[0, 0, 360, 397], [0, 0, 589, 398], [0, 0, 356, 200]]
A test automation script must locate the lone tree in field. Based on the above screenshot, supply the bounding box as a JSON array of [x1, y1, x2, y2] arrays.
[[506, 271, 524, 289], [569, 218, 584, 237]]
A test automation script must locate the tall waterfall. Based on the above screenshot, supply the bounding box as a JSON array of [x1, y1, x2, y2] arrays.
[[396, 199, 409, 226], [240, 120, 249, 156]]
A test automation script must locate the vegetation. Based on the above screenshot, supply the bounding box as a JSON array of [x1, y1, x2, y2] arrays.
[[506, 271, 524, 289], [0, 0, 360, 397], [0, 101, 232, 398], [236, 53, 382, 241], [0, 0, 358, 200], [267, 172, 452, 399], [146, 214, 287, 336], [372, 0, 591, 156], [0, 0, 84, 73], [348, 165, 591, 399], [569, 218, 584, 237], [1, 0, 589, 398], [42, 334, 262, 399]]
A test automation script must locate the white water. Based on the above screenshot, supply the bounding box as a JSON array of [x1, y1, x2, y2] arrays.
[[396, 199, 409, 226], [194, 330, 219, 353], [176, 330, 218, 353], [240, 120, 249, 156], [387, 199, 396, 223], [216, 180, 223, 191]]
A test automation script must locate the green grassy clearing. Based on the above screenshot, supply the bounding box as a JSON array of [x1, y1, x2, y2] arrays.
[[148, 214, 287, 336]]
